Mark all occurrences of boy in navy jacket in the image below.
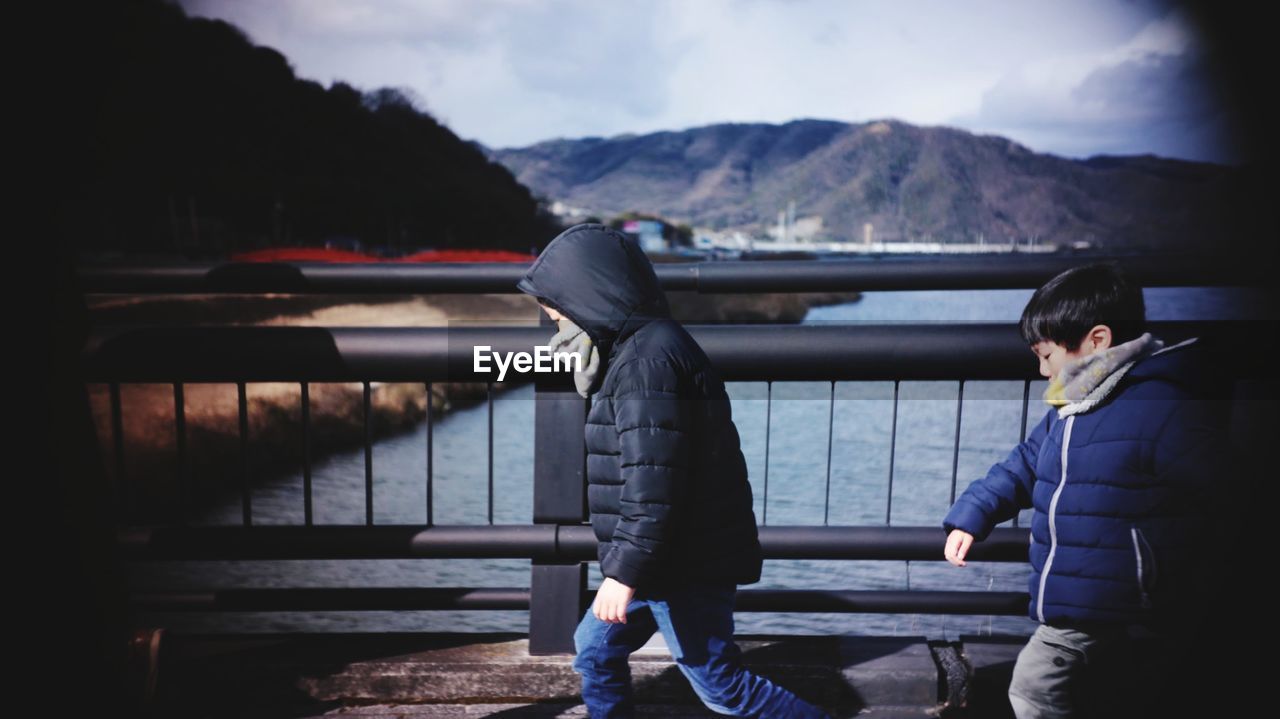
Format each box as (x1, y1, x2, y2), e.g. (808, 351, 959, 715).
(942, 263, 1230, 719)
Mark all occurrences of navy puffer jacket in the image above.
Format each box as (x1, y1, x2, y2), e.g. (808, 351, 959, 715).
(943, 337, 1232, 629)
(517, 224, 763, 591)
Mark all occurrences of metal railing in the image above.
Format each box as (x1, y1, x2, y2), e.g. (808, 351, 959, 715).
(80, 255, 1266, 653)
(77, 253, 1266, 294)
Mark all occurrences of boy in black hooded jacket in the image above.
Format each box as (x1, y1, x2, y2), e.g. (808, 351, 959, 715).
(517, 224, 828, 718)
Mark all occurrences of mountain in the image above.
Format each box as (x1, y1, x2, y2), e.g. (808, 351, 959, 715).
(493, 119, 1259, 251)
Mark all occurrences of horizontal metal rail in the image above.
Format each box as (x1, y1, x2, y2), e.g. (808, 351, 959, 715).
(82, 321, 1262, 383)
(75, 255, 1268, 294)
(130, 587, 1030, 615)
(117, 525, 1032, 562)
(132, 587, 533, 611)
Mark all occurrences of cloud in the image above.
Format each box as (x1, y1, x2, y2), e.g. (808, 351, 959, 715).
(176, 0, 1231, 161)
(488, 1, 685, 120)
(180, 0, 687, 144)
(952, 8, 1233, 162)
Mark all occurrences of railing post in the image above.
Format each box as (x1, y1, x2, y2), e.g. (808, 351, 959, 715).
(528, 317, 589, 655)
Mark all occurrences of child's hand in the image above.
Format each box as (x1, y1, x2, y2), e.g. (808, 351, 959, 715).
(593, 577, 636, 624)
(944, 529, 975, 567)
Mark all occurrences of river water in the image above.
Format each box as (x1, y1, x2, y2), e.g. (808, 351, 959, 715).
(128, 286, 1268, 639)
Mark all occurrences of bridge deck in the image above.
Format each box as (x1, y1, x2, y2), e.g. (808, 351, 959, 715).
(145, 630, 1032, 717)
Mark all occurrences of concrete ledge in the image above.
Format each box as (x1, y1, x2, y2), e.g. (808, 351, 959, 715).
(954, 635, 1024, 719)
(836, 637, 940, 708)
(152, 632, 969, 718)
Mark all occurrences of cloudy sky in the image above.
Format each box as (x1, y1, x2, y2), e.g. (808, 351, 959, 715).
(178, 0, 1237, 163)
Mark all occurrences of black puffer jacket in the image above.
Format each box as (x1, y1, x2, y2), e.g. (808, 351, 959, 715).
(517, 224, 763, 591)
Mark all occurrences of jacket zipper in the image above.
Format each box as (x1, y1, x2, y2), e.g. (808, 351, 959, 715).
(1037, 414, 1074, 623)
(1131, 527, 1153, 608)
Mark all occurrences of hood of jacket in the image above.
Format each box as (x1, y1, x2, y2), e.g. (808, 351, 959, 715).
(1058, 335, 1225, 417)
(1051, 332, 1162, 417)
(515, 223, 671, 367)
(1125, 334, 1237, 400)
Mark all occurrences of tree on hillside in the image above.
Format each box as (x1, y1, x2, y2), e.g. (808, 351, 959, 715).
(62, 0, 561, 259)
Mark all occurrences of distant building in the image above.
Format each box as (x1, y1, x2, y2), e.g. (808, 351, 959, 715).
(767, 213, 824, 242)
(621, 219, 670, 253)
(549, 200, 594, 221)
(696, 231, 753, 251)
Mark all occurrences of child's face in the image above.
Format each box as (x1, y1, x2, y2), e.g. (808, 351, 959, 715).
(1030, 325, 1113, 381)
(1031, 341, 1088, 381)
(539, 302, 565, 322)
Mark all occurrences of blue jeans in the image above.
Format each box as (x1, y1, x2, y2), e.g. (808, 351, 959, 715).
(572, 582, 830, 718)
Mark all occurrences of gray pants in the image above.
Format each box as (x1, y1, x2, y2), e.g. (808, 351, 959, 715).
(1008, 623, 1162, 719)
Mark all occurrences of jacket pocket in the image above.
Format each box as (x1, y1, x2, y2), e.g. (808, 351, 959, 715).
(1130, 527, 1157, 608)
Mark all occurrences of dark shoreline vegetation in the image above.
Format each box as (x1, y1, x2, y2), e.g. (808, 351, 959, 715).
(90, 290, 861, 521)
(61, 0, 562, 262)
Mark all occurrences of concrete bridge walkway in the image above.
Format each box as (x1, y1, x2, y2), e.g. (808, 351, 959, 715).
(144, 631, 1045, 718)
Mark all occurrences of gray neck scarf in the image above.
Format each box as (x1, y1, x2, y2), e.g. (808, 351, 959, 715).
(1046, 332, 1164, 417)
(548, 316, 602, 398)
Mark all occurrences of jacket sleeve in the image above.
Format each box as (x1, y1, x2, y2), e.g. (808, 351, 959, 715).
(599, 356, 692, 589)
(943, 406, 1052, 541)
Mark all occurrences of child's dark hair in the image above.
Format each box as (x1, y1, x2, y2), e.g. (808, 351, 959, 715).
(1019, 262, 1145, 350)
